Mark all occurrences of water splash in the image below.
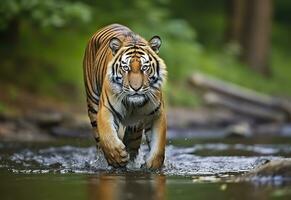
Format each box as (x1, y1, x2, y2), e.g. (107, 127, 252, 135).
(0, 143, 286, 176)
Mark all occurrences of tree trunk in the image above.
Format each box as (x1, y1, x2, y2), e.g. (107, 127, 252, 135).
(225, 0, 246, 44)
(225, 0, 273, 77)
(240, 0, 273, 76)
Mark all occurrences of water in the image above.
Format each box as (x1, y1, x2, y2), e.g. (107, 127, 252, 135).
(1, 138, 291, 200)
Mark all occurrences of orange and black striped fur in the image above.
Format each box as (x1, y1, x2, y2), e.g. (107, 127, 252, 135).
(83, 24, 167, 169)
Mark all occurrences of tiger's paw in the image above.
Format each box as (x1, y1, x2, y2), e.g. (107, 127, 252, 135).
(145, 153, 165, 170)
(100, 138, 129, 167)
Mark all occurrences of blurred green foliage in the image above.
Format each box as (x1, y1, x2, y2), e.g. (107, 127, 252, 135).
(0, 0, 291, 108)
(0, 101, 6, 113)
(0, 0, 91, 29)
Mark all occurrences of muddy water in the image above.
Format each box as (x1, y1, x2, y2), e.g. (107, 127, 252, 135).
(1, 138, 291, 200)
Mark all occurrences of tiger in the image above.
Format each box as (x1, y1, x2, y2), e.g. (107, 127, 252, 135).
(83, 24, 167, 169)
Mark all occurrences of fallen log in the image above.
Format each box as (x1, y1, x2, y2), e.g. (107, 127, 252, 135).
(189, 72, 291, 121)
(204, 92, 287, 122)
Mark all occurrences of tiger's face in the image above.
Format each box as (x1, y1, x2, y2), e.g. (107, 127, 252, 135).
(108, 36, 166, 106)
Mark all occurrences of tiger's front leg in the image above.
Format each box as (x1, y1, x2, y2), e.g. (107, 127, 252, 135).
(97, 106, 129, 167)
(146, 111, 167, 169)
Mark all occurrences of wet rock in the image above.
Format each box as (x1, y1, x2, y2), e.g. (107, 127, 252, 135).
(238, 159, 291, 186)
(225, 122, 252, 138)
(248, 159, 291, 177)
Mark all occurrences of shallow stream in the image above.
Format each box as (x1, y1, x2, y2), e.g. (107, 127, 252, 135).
(1, 137, 291, 199)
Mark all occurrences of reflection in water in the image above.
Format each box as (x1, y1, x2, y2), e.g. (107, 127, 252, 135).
(223, 183, 268, 200)
(0, 171, 291, 200)
(87, 173, 165, 200)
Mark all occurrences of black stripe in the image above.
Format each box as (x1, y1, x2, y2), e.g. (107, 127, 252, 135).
(111, 77, 123, 86)
(105, 91, 123, 122)
(124, 46, 136, 52)
(112, 49, 125, 65)
(95, 137, 100, 143)
(145, 127, 151, 133)
(136, 50, 145, 55)
(131, 134, 142, 141)
(156, 61, 160, 77)
(148, 103, 161, 116)
(113, 117, 119, 131)
(91, 121, 97, 127)
(150, 53, 160, 77)
(129, 147, 140, 151)
(86, 87, 99, 105)
(136, 128, 144, 132)
(88, 105, 97, 114)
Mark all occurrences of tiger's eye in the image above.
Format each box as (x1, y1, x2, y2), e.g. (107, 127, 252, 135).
(141, 65, 149, 71)
(122, 65, 129, 71)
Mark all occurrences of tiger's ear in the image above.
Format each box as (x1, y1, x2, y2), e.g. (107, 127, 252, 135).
(109, 37, 122, 55)
(149, 36, 162, 53)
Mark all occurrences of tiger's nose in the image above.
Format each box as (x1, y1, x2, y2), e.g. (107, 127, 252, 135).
(130, 84, 142, 92)
(129, 73, 143, 92)
(130, 81, 142, 91)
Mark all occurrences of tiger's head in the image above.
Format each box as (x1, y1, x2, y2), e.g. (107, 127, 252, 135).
(108, 35, 167, 106)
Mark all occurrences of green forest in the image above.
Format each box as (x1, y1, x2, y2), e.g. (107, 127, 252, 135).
(1, 0, 291, 111)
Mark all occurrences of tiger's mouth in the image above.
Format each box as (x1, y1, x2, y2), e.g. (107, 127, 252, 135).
(128, 93, 143, 97)
(125, 93, 148, 106)
(127, 93, 145, 99)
